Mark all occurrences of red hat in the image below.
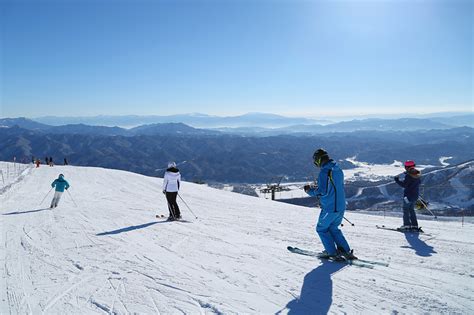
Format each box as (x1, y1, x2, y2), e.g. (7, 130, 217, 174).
(404, 160, 416, 168)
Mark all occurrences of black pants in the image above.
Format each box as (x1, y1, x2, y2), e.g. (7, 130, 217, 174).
(166, 192, 181, 218)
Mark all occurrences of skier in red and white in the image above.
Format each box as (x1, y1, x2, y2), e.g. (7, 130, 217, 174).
(163, 162, 181, 220)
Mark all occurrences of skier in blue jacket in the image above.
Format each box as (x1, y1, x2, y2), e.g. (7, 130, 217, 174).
(304, 149, 356, 260)
(50, 174, 70, 208)
(394, 160, 421, 231)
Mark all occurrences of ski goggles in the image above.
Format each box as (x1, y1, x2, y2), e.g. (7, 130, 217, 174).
(313, 156, 324, 167)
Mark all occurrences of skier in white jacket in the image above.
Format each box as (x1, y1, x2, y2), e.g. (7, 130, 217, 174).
(163, 162, 181, 220)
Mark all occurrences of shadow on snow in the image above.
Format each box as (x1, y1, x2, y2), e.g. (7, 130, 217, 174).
(282, 261, 346, 315)
(402, 233, 437, 257)
(96, 222, 159, 236)
(3, 208, 50, 215)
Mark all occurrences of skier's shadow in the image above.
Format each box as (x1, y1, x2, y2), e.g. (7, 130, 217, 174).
(402, 233, 436, 257)
(3, 208, 50, 215)
(96, 222, 158, 236)
(283, 261, 346, 315)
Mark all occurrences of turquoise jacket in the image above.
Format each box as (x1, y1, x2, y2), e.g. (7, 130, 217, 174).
(306, 160, 346, 213)
(52, 175, 70, 192)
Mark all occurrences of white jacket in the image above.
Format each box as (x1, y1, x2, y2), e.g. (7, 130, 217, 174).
(163, 169, 181, 192)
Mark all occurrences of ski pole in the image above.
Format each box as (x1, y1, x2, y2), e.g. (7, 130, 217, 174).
(178, 193, 198, 219)
(39, 187, 53, 205)
(66, 189, 78, 207)
(418, 199, 437, 219)
(342, 216, 355, 227)
(166, 198, 177, 219)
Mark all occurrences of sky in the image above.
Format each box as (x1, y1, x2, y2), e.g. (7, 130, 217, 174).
(1, 0, 472, 118)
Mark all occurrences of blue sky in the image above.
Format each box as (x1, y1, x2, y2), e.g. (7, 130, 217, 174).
(1, 0, 472, 118)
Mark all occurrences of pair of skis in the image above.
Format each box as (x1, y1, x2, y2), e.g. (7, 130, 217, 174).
(288, 224, 431, 268)
(376, 225, 433, 237)
(155, 214, 191, 223)
(376, 225, 425, 233)
(287, 246, 389, 269)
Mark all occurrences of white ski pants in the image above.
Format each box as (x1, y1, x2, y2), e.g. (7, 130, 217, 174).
(51, 191, 63, 208)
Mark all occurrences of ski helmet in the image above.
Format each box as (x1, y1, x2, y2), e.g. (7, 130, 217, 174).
(404, 160, 415, 169)
(168, 162, 176, 168)
(313, 148, 329, 167)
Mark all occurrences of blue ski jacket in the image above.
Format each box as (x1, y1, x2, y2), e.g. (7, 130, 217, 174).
(51, 176, 70, 192)
(306, 160, 346, 213)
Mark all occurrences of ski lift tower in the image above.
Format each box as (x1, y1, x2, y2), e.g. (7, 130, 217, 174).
(260, 176, 288, 200)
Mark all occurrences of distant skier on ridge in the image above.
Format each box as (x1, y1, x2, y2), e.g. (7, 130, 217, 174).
(50, 174, 70, 208)
(394, 160, 421, 231)
(163, 162, 181, 220)
(303, 149, 357, 261)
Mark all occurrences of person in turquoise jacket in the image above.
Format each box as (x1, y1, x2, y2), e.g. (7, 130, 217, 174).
(50, 174, 70, 208)
(304, 149, 356, 260)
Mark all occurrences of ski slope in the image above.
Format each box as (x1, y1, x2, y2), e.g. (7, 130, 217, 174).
(1, 165, 473, 314)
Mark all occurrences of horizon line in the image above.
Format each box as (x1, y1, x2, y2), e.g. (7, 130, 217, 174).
(1, 110, 472, 120)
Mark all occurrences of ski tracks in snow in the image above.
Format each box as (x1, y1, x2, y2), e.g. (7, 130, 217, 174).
(1, 165, 474, 314)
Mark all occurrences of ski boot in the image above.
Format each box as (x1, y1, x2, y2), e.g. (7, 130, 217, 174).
(397, 225, 411, 231)
(319, 250, 345, 261)
(339, 249, 358, 260)
(318, 250, 332, 258)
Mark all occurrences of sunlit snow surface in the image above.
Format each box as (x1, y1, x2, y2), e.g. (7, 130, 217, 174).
(1, 164, 473, 314)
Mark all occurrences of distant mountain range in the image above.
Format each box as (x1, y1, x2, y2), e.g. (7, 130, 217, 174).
(32, 113, 329, 128)
(1, 113, 473, 136)
(16, 112, 473, 130)
(1, 122, 472, 183)
(214, 118, 458, 135)
(0, 118, 219, 136)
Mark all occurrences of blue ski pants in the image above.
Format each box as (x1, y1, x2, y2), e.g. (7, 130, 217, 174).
(403, 200, 418, 227)
(316, 210, 350, 255)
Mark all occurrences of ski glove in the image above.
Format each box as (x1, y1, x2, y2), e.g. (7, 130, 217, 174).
(304, 185, 311, 192)
(162, 190, 166, 195)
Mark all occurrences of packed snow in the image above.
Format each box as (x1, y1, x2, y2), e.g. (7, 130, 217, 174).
(1, 164, 473, 314)
(0, 162, 32, 194)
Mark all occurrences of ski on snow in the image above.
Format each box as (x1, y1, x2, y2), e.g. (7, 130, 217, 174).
(376, 225, 425, 233)
(155, 214, 192, 223)
(287, 246, 389, 268)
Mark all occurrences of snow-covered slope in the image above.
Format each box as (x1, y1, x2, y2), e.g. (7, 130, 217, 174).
(1, 165, 473, 314)
(0, 162, 32, 194)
